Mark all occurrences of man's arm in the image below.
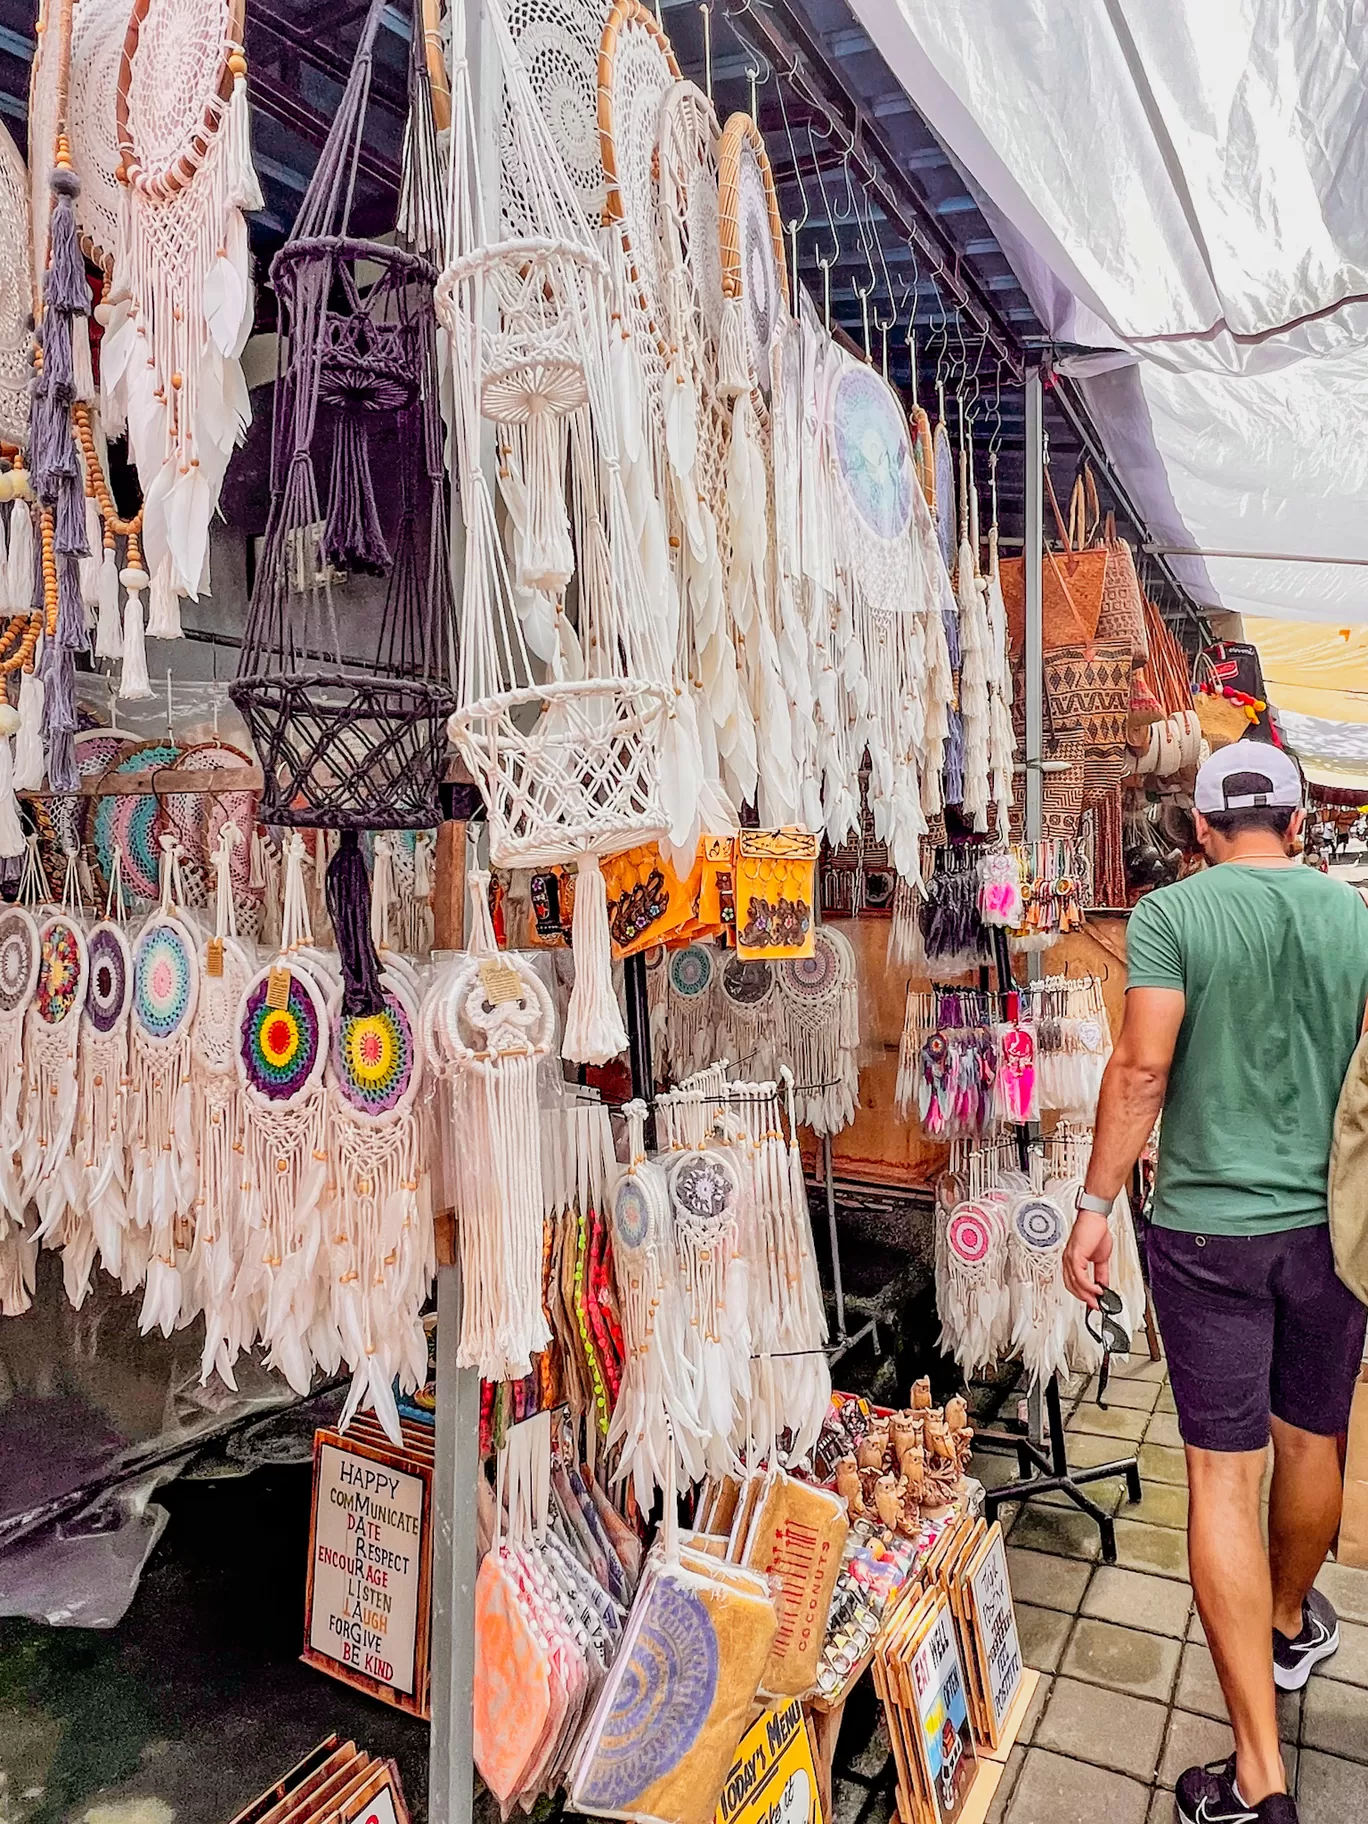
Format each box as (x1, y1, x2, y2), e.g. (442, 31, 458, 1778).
(1062, 985, 1185, 1309)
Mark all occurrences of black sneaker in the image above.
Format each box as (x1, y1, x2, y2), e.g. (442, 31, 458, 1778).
(1174, 1757, 1297, 1824)
(1273, 1586, 1339, 1691)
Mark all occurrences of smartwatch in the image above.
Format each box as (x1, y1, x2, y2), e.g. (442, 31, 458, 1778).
(1075, 1188, 1113, 1216)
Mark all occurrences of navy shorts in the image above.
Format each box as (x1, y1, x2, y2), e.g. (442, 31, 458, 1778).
(1146, 1221, 1368, 1453)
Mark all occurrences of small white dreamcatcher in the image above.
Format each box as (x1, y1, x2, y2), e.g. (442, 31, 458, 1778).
(605, 1098, 708, 1510)
(0, 117, 32, 450)
(0, 892, 38, 1314)
(190, 821, 254, 1387)
(775, 925, 859, 1136)
(713, 953, 777, 1079)
(129, 835, 201, 1335)
(663, 941, 716, 1078)
(423, 870, 555, 1381)
(23, 854, 90, 1295)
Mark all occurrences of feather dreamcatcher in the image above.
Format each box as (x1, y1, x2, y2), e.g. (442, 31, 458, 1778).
(606, 1099, 709, 1510)
(664, 942, 716, 1079)
(99, 0, 261, 606)
(189, 822, 253, 1386)
(129, 837, 200, 1334)
(234, 831, 331, 1393)
(0, 902, 38, 1235)
(424, 871, 555, 1382)
(77, 903, 133, 1292)
(327, 965, 431, 1443)
(713, 953, 778, 1080)
(937, 1194, 1011, 1378)
(23, 871, 91, 1301)
(1008, 1191, 1072, 1388)
(775, 925, 859, 1136)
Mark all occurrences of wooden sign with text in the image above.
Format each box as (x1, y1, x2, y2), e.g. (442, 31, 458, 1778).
(302, 1425, 434, 1718)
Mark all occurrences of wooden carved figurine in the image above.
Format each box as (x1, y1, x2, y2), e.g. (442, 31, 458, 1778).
(857, 1417, 890, 1471)
(835, 1455, 865, 1517)
(910, 1376, 933, 1411)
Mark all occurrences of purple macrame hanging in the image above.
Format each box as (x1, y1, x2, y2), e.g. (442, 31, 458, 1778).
(230, 0, 453, 832)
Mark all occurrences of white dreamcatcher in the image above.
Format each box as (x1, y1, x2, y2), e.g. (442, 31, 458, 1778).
(439, 0, 671, 1067)
(774, 925, 860, 1136)
(77, 870, 134, 1296)
(189, 821, 253, 1387)
(0, 119, 31, 449)
(423, 870, 555, 1381)
(22, 855, 90, 1294)
(99, 0, 262, 610)
(129, 835, 201, 1334)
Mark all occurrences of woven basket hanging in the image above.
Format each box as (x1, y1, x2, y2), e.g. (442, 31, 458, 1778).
(230, 0, 453, 832)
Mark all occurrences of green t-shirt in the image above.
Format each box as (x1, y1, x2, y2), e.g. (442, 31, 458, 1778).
(1126, 863, 1368, 1236)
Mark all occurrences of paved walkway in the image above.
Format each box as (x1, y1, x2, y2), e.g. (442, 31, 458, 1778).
(832, 1352, 1368, 1824)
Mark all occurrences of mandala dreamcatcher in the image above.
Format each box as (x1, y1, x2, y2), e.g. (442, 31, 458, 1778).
(67, 0, 127, 274)
(714, 953, 777, 1076)
(78, 918, 133, 1288)
(937, 1196, 1010, 1377)
(501, 0, 607, 233)
(775, 924, 859, 1135)
(24, 910, 91, 1277)
(599, 0, 680, 351)
(667, 1140, 746, 1457)
(717, 113, 788, 405)
(0, 905, 35, 1228)
(1008, 1191, 1072, 1387)
(664, 941, 715, 1077)
(831, 363, 915, 552)
(91, 741, 179, 907)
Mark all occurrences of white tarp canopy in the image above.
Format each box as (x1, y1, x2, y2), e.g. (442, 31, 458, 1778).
(849, 0, 1368, 627)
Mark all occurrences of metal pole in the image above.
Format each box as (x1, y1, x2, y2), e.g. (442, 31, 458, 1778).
(430, 3, 495, 1819)
(1023, 368, 1046, 1450)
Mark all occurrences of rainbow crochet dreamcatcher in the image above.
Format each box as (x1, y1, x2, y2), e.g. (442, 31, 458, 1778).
(234, 832, 330, 1394)
(328, 966, 431, 1442)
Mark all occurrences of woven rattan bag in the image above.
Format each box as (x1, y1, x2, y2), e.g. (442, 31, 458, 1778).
(1096, 516, 1149, 669)
(1044, 639, 1133, 806)
(1000, 471, 1108, 657)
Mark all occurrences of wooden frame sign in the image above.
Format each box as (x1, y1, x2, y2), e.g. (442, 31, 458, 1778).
(302, 1427, 433, 1718)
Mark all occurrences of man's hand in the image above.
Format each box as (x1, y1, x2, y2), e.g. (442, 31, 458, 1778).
(1063, 1209, 1113, 1311)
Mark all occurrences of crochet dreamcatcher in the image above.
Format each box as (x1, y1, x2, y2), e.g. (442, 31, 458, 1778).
(78, 906, 133, 1290)
(423, 873, 555, 1382)
(66, 0, 123, 274)
(24, 885, 90, 1281)
(717, 114, 788, 408)
(775, 925, 859, 1136)
(606, 1100, 708, 1510)
(129, 839, 200, 1334)
(99, 0, 261, 612)
(714, 953, 778, 1078)
(664, 942, 716, 1078)
(937, 1192, 1011, 1377)
(0, 904, 37, 1313)
(190, 822, 252, 1386)
(234, 832, 330, 1392)
(327, 965, 430, 1442)
(232, 0, 453, 834)
(440, 0, 670, 1065)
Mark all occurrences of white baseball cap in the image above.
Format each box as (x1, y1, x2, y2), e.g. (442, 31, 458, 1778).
(1194, 738, 1303, 814)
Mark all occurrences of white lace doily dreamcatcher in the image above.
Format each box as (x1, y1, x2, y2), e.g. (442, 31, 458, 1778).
(501, 0, 607, 234)
(0, 903, 37, 1314)
(101, 0, 262, 607)
(66, 0, 126, 273)
(775, 924, 859, 1136)
(664, 1126, 746, 1471)
(717, 113, 788, 408)
(0, 121, 31, 449)
(78, 898, 132, 1294)
(190, 822, 253, 1387)
(440, 0, 670, 1066)
(423, 871, 555, 1382)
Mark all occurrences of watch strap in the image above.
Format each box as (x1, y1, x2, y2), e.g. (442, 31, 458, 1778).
(1075, 1189, 1113, 1216)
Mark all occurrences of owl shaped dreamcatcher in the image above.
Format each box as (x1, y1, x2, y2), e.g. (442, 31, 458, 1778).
(424, 871, 555, 1382)
(605, 1100, 708, 1510)
(234, 831, 331, 1394)
(78, 902, 133, 1295)
(327, 966, 430, 1444)
(190, 822, 254, 1388)
(129, 837, 201, 1336)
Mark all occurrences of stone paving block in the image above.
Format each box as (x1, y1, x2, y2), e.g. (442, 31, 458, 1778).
(1317, 1559, 1368, 1627)
(1156, 1386, 1178, 1414)
(1016, 1602, 1074, 1673)
(1082, 1375, 1163, 1412)
(1138, 1443, 1189, 1486)
(1037, 1480, 1125, 1517)
(1068, 1403, 1150, 1443)
(1060, 1617, 1182, 1703)
(1303, 1675, 1368, 1762)
(1034, 1676, 1168, 1780)
(1114, 1517, 1190, 1581)
(1010, 1502, 1103, 1562)
(1174, 1643, 1300, 1738)
(977, 1449, 1031, 1491)
(1006, 1547, 1091, 1614)
(1159, 1709, 1298, 1789)
(1145, 1412, 1185, 1451)
(1188, 1610, 1206, 1644)
(1005, 1749, 1151, 1824)
(1105, 1355, 1168, 1383)
(1320, 1617, 1368, 1687)
(1296, 1749, 1368, 1824)
(1082, 1566, 1192, 1638)
(1056, 1428, 1144, 1470)
(1122, 1480, 1189, 1532)
(985, 1745, 1025, 1824)
(1021, 1672, 1053, 1744)
(1148, 1790, 1174, 1824)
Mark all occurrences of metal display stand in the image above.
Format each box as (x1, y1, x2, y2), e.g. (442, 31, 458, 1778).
(971, 370, 1142, 1565)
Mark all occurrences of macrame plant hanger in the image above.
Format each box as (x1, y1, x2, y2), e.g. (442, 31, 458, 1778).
(438, 0, 671, 1067)
(231, 0, 454, 834)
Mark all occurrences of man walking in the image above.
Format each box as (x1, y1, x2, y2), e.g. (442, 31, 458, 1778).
(1064, 739, 1368, 1824)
